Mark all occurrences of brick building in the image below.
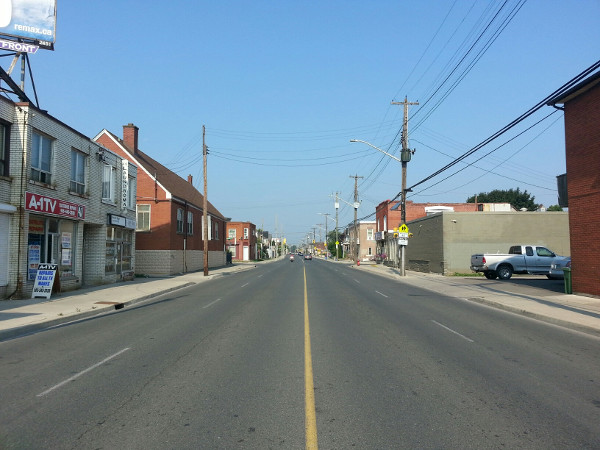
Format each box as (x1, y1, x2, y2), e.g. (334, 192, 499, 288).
(1, 99, 137, 299)
(375, 200, 512, 233)
(94, 124, 227, 276)
(548, 71, 600, 296)
(226, 221, 257, 261)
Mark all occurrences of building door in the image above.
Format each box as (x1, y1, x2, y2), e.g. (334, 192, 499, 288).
(243, 246, 249, 261)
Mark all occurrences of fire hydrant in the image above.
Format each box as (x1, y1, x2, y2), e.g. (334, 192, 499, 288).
(357, 260, 360, 266)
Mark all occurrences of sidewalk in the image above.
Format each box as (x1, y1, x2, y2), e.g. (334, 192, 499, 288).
(350, 261, 600, 337)
(2, 259, 600, 341)
(0, 262, 257, 341)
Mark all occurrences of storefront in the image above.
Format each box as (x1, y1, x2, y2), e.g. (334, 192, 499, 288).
(106, 214, 135, 279)
(25, 192, 85, 290)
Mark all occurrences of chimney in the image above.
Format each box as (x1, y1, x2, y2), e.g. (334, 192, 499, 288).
(187, 174, 193, 184)
(123, 123, 139, 154)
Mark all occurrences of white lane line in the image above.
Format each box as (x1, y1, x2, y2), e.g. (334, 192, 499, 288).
(375, 290, 389, 298)
(354, 279, 360, 284)
(241, 283, 249, 288)
(431, 320, 474, 343)
(37, 348, 131, 397)
(203, 298, 222, 309)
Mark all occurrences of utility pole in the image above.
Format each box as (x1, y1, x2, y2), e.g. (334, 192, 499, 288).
(203, 125, 209, 276)
(350, 175, 363, 263)
(391, 96, 418, 276)
(321, 213, 330, 259)
(335, 193, 339, 260)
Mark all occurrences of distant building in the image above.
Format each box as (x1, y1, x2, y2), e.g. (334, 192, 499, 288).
(226, 221, 257, 261)
(342, 220, 376, 261)
(375, 200, 513, 234)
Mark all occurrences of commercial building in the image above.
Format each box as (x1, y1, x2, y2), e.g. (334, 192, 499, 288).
(1, 99, 137, 299)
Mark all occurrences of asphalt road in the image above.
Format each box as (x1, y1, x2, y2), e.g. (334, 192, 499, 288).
(1, 258, 599, 448)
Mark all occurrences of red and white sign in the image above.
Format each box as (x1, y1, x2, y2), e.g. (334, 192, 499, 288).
(25, 192, 85, 220)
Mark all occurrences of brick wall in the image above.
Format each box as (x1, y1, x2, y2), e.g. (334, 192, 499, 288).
(563, 82, 600, 296)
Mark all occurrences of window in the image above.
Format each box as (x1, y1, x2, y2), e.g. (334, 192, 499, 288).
(70, 149, 86, 195)
(0, 122, 8, 176)
(31, 131, 53, 184)
(127, 176, 136, 209)
(187, 211, 193, 235)
(229, 228, 236, 239)
(383, 215, 387, 231)
(368, 247, 373, 256)
(244, 228, 249, 239)
(102, 165, 114, 201)
(367, 228, 374, 240)
(214, 220, 219, 240)
(136, 204, 150, 231)
(176, 208, 184, 233)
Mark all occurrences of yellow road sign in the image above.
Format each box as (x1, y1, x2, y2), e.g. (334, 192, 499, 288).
(399, 224, 409, 233)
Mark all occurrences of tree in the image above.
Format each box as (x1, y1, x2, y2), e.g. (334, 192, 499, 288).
(466, 188, 539, 211)
(547, 205, 563, 211)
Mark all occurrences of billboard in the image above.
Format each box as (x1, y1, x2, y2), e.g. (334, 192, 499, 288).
(0, 0, 56, 49)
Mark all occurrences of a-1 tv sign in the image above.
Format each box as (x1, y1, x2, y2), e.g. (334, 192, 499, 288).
(25, 192, 85, 220)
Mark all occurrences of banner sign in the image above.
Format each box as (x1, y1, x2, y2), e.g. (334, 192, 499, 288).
(26, 192, 85, 220)
(31, 263, 58, 299)
(0, 0, 56, 48)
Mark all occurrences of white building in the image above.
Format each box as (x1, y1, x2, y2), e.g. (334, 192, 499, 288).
(0, 99, 137, 299)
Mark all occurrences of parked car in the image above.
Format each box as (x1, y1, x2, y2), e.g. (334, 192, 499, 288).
(470, 244, 569, 280)
(549, 257, 571, 279)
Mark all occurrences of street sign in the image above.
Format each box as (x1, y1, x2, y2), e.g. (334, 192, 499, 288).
(398, 237, 408, 246)
(399, 224, 409, 233)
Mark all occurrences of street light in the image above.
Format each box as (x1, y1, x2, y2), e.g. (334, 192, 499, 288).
(350, 139, 413, 276)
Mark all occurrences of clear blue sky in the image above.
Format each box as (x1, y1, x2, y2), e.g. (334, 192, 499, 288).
(23, 0, 600, 245)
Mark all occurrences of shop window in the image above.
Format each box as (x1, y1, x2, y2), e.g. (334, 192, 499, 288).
(0, 121, 8, 177)
(70, 149, 86, 195)
(177, 208, 184, 233)
(187, 211, 193, 235)
(102, 165, 114, 201)
(31, 131, 53, 184)
(136, 204, 150, 231)
(27, 216, 77, 280)
(106, 226, 133, 275)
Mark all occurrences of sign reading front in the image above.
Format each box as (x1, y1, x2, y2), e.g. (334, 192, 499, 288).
(25, 192, 85, 220)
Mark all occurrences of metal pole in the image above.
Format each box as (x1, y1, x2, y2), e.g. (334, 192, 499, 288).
(203, 125, 209, 276)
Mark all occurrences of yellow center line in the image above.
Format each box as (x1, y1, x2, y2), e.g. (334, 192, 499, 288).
(304, 266, 319, 449)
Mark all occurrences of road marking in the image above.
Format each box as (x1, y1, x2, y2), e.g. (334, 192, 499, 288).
(203, 298, 222, 309)
(304, 267, 319, 449)
(241, 283, 249, 288)
(37, 348, 131, 397)
(431, 320, 474, 343)
(375, 290, 389, 298)
(354, 279, 360, 283)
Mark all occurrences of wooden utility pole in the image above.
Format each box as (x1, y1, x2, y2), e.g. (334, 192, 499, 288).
(203, 125, 209, 276)
(391, 96, 418, 275)
(350, 175, 363, 262)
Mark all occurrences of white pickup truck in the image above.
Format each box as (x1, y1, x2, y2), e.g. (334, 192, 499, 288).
(470, 245, 569, 280)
